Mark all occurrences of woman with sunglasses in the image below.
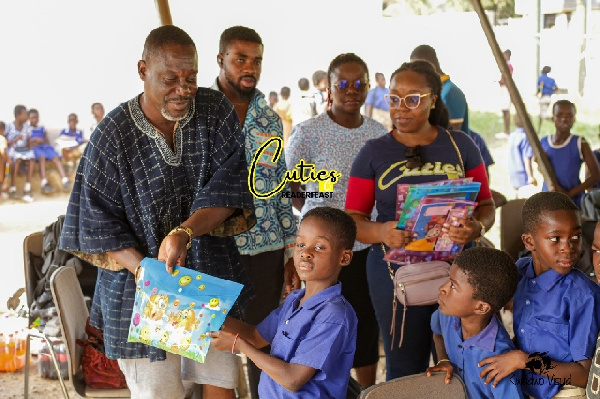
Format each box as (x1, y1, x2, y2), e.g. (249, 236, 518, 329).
(345, 60, 495, 380)
(286, 53, 388, 388)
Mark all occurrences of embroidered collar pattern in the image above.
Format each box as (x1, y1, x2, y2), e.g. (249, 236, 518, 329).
(128, 95, 195, 166)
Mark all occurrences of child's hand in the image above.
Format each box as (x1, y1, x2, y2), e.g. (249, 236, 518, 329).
(479, 350, 528, 387)
(206, 330, 237, 353)
(426, 360, 454, 384)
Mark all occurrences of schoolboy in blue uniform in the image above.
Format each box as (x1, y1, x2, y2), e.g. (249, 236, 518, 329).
(480, 192, 600, 399)
(208, 207, 358, 398)
(426, 247, 524, 399)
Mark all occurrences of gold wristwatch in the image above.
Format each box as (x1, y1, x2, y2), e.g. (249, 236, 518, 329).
(168, 225, 194, 249)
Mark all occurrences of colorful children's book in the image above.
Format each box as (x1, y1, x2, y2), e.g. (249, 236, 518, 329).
(397, 181, 480, 229)
(127, 258, 243, 363)
(395, 178, 473, 221)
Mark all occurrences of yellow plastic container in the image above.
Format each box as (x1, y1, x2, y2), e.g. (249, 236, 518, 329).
(0, 331, 26, 372)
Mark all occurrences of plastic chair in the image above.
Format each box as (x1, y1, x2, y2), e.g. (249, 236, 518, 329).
(24, 231, 69, 399)
(500, 198, 527, 261)
(50, 266, 131, 398)
(359, 372, 467, 399)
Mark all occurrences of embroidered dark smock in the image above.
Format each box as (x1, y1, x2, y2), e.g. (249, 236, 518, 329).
(60, 88, 256, 361)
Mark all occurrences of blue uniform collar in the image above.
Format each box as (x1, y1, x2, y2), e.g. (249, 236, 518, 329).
(522, 258, 566, 292)
(288, 282, 343, 311)
(450, 314, 499, 352)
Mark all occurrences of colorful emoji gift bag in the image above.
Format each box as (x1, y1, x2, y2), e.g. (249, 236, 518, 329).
(127, 258, 243, 363)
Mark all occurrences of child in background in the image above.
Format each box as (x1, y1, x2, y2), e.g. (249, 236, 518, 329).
(28, 109, 70, 193)
(426, 247, 523, 399)
(537, 66, 558, 132)
(508, 113, 537, 199)
(0, 121, 10, 199)
(479, 192, 600, 399)
(540, 100, 600, 209)
(6, 105, 34, 202)
(89, 102, 105, 139)
(587, 125, 600, 189)
(208, 207, 358, 398)
(274, 86, 292, 145)
(56, 113, 85, 171)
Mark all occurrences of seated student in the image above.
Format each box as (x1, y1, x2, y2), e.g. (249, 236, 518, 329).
(208, 207, 358, 398)
(6, 104, 34, 202)
(28, 109, 71, 193)
(480, 192, 600, 399)
(0, 121, 10, 198)
(426, 247, 524, 399)
(56, 113, 85, 170)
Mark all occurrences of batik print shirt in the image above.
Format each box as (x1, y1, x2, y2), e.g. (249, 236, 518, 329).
(212, 81, 296, 260)
(60, 88, 256, 360)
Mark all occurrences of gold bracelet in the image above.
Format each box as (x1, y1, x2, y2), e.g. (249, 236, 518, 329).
(168, 225, 194, 249)
(134, 264, 142, 283)
(436, 358, 450, 366)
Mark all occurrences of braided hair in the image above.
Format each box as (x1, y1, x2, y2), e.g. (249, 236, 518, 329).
(390, 60, 449, 128)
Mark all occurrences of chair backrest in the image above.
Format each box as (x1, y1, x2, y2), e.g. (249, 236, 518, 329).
(500, 198, 527, 261)
(359, 372, 467, 399)
(50, 266, 90, 376)
(23, 231, 44, 311)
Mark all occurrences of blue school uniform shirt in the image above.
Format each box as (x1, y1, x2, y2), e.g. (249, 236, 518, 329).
(365, 86, 390, 111)
(538, 74, 557, 96)
(256, 283, 357, 398)
(541, 134, 584, 208)
(431, 311, 524, 399)
(514, 257, 600, 398)
(59, 128, 84, 144)
(508, 127, 534, 189)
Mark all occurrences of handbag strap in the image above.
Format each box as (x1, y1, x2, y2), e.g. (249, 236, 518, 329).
(381, 243, 407, 348)
(381, 243, 395, 281)
(445, 129, 465, 174)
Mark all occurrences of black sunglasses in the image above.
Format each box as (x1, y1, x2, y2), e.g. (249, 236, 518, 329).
(405, 145, 423, 169)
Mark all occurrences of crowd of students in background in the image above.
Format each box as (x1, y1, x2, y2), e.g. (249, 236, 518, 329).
(0, 102, 104, 202)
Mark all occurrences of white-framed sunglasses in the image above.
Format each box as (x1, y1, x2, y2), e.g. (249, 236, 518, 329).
(384, 93, 431, 109)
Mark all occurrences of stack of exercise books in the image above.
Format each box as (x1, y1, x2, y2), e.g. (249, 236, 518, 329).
(384, 179, 480, 265)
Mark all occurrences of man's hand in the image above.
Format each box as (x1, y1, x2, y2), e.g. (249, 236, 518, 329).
(158, 232, 188, 274)
(426, 360, 454, 384)
(284, 257, 300, 298)
(479, 350, 528, 388)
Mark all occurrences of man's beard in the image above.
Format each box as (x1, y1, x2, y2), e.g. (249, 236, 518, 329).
(225, 73, 256, 101)
(161, 96, 191, 121)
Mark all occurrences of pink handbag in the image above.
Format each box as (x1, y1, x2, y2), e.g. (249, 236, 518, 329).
(382, 244, 450, 348)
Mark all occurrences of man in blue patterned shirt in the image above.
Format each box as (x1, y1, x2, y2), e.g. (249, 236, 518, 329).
(60, 25, 256, 399)
(204, 25, 298, 399)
